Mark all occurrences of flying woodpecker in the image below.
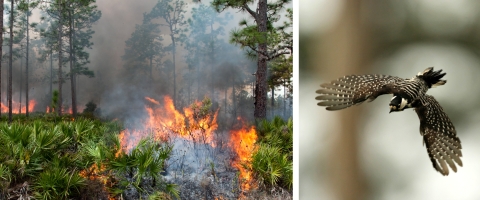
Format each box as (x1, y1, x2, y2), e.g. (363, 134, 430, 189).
(315, 67, 462, 176)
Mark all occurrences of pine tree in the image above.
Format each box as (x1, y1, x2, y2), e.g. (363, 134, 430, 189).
(122, 16, 164, 83)
(211, 0, 292, 119)
(184, 4, 230, 104)
(145, 0, 187, 109)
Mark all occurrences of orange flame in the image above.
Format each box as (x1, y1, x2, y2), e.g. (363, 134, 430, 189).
(115, 96, 258, 192)
(0, 100, 36, 113)
(229, 122, 258, 191)
(45, 105, 85, 114)
(117, 96, 218, 155)
(79, 164, 115, 200)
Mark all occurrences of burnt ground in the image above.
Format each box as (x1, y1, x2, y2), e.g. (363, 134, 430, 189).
(162, 137, 292, 200)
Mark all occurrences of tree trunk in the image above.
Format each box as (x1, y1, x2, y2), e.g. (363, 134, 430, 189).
(254, 0, 268, 120)
(49, 50, 53, 113)
(57, 0, 63, 116)
(271, 86, 274, 118)
(26, 1, 30, 117)
(149, 55, 153, 82)
(171, 31, 176, 109)
(224, 85, 227, 116)
(69, 6, 77, 118)
(283, 80, 286, 118)
(73, 11, 78, 114)
(19, 58, 22, 113)
(0, 1, 3, 117)
(210, 23, 215, 107)
(8, 0, 14, 123)
(232, 77, 236, 125)
(197, 65, 200, 100)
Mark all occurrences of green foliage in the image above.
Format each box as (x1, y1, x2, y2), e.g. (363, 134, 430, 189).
(0, 117, 126, 198)
(51, 90, 59, 113)
(83, 101, 97, 114)
(82, 101, 98, 119)
(122, 19, 164, 78)
(252, 116, 293, 190)
(268, 55, 292, 92)
(148, 185, 180, 200)
(33, 167, 85, 200)
(191, 97, 213, 119)
(111, 138, 174, 196)
(212, 0, 292, 60)
(0, 164, 11, 193)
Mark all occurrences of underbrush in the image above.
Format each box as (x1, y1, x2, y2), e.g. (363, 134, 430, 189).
(0, 116, 176, 199)
(252, 116, 293, 191)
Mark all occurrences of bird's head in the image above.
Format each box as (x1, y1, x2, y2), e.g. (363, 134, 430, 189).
(389, 96, 408, 113)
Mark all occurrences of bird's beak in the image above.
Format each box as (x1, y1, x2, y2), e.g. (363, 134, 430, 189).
(389, 106, 393, 113)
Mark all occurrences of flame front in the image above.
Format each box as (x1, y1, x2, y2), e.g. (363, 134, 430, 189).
(118, 96, 218, 154)
(79, 164, 115, 200)
(229, 125, 258, 191)
(116, 96, 259, 193)
(1, 100, 36, 113)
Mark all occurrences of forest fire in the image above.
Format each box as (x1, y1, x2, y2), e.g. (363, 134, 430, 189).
(79, 164, 108, 185)
(79, 164, 115, 200)
(45, 105, 84, 114)
(0, 100, 36, 113)
(117, 96, 219, 154)
(229, 123, 258, 191)
(115, 96, 260, 198)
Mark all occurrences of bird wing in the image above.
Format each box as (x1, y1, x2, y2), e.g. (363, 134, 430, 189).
(414, 95, 462, 176)
(316, 74, 404, 110)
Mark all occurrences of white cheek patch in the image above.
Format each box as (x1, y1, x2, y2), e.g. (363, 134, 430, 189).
(399, 98, 408, 110)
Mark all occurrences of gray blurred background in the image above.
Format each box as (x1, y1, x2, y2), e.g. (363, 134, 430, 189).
(299, 0, 480, 199)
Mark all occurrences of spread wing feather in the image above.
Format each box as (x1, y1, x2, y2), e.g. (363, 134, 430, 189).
(414, 95, 462, 176)
(316, 74, 404, 110)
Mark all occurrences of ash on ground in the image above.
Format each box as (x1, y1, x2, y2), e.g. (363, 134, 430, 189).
(161, 134, 292, 200)
(163, 134, 239, 199)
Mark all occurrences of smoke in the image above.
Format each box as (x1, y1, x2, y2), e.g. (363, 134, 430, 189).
(78, 0, 261, 125)
(4, 0, 291, 124)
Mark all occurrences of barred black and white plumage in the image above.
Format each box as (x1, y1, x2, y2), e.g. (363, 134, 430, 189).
(316, 67, 462, 176)
(413, 95, 462, 175)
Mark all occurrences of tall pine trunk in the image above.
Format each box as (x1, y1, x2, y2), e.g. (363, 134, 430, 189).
(26, 1, 30, 117)
(170, 32, 176, 109)
(254, 0, 268, 119)
(210, 23, 215, 106)
(0, 1, 3, 117)
(19, 59, 22, 113)
(69, 6, 77, 118)
(271, 86, 274, 118)
(49, 50, 53, 113)
(283, 80, 286, 118)
(149, 55, 153, 82)
(224, 87, 227, 116)
(232, 79, 236, 118)
(8, 0, 14, 123)
(57, 0, 63, 116)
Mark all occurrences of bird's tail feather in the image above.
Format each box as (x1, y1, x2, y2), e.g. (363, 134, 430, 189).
(418, 67, 447, 88)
